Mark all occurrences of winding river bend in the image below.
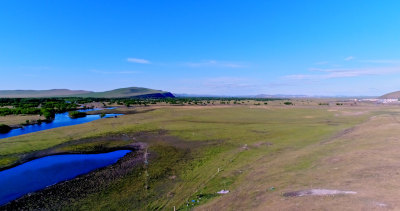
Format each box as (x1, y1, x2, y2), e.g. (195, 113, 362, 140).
(0, 108, 128, 206)
(0, 150, 131, 205)
(0, 109, 122, 139)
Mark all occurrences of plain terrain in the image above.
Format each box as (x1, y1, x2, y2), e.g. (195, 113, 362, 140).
(0, 101, 398, 210)
(0, 115, 45, 127)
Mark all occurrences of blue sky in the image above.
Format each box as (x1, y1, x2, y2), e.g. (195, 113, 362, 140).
(1, 1, 400, 96)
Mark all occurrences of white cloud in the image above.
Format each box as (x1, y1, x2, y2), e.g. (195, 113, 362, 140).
(20, 73, 38, 77)
(0, 66, 52, 72)
(344, 56, 355, 61)
(359, 59, 400, 64)
(287, 57, 400, 81)
(203, 77, 255, 89)
(90, 70, 140, 74)
(314, 61, 329, 65)
(285, 67, 400, 80)
(127, 58, 150, 64)
(185, 60, 245, 68)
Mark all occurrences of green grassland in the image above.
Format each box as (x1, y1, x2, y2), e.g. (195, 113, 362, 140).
(0, 106, 372, 210)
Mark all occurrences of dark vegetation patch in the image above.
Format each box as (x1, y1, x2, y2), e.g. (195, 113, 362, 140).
(0, 98, 81, 119)
(68, 111, 87, 118)
(0, 124, 11, 134)
(86, 108, 156, 115)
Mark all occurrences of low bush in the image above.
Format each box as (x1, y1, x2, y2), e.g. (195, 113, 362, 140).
(68, 111, 87, 119)
(0, 124, 12, 133)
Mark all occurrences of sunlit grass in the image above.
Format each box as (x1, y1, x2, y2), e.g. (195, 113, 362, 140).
(0, 106, 371, 209)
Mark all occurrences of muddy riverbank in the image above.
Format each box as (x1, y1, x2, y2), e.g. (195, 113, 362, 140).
(0, 142, 147, 210)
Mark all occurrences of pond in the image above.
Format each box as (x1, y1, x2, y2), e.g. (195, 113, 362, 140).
(0, 109, 122, 139)
(0, 150, 131, 205)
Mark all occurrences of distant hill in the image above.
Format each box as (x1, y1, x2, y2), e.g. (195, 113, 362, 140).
(254, 94, 308, 98)
(74, 87, 174, 98)
(0, 89, 92, 98)
(0, 87, 174, 98)
(380, 91, 400, 99)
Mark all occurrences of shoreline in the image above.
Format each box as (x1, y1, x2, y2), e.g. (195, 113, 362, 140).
(0, 109, 125, 140)
(0, 130, 201, 210)
(8, 118, 52, 130)
(1, 106, 118, 131)
(0, 142, 148, 210)
(0, 143, 144, 172)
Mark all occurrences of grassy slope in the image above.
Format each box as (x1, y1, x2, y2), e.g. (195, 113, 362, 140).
(0, 89, 92, 98)
(199, 108, 400, 210)
(0, 106, 371, 210)
(380, 90, 400, 99)
(0, 87, 171, 98)
(73, 87, 171, 98)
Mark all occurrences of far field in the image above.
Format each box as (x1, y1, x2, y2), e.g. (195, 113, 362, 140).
(0, 115, 45, 127)
(1, 101, 399, 210)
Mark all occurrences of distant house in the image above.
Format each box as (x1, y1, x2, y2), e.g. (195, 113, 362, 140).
(378, 99, 399, 104)
(359, 98, 379, 102)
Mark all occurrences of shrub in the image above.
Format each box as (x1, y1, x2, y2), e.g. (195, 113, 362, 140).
(68, 111, 87, 119)
(41, 109, 55, 120)
(0, 124, 12, 134)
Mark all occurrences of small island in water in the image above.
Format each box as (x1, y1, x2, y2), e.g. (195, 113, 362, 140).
(68, 111, 87, 119)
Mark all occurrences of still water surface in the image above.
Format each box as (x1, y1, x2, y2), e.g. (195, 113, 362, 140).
(0, 150, 131, 205)
(0, 108, 122, 139)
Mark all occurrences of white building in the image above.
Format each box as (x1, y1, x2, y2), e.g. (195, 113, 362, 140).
(378, 99, 399, 104)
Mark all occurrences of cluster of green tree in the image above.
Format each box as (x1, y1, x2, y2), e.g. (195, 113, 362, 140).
(120, 97, 283, 107)
(0, 97, 287, 117)
(0, 108, 55, 119)
(0, 107, 41, 115)
(0, 98, 82, 119)
(110, 97, 284, 107)
(68, 111, 87, 119)
(0, 98, 78, 111)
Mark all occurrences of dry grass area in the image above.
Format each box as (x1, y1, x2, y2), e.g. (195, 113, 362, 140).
(197, 107, 400, 210)
(0, 115, 45, 126)
(3, 102, 400, 210)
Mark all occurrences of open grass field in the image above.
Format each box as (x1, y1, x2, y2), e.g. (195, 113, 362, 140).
(1, 103, 399, 210)
(0, 115, 45, 127)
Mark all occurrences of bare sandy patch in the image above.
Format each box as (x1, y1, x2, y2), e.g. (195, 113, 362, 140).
(283, 189, 357, 197)
(252, 141, 273, 148)
(340, 111, 367, 116)
(0, 115, 45, 126)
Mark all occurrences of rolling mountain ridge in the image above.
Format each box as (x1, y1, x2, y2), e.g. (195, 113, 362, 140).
(0, 87, 174, 98)
(379, 91, 400, 99)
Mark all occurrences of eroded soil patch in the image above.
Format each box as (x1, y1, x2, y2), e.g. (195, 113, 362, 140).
(283, 189, 357, 197)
